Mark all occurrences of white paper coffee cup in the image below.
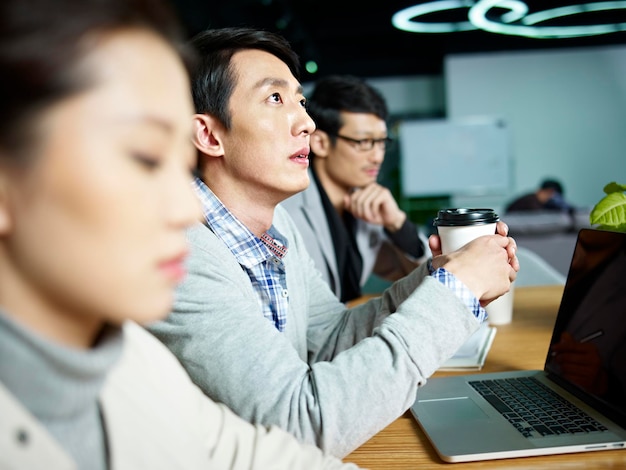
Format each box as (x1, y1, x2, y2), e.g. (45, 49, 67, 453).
(434, 208, 499, 255)
(485, 285, 514, 325)
(436, 224, 498, 254)
(434, 208, 514, 325)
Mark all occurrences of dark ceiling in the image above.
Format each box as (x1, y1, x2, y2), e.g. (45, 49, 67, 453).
(170, 0, 626, 79)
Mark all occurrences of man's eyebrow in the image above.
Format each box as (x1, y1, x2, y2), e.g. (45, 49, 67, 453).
(255, 77, 303, 95)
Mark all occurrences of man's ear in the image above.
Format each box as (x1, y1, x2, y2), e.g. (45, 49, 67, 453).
(192, 113, 225, 158)
(310, 130, 331, 159)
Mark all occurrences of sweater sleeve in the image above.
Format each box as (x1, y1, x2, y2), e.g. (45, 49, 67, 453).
(148, 213, 479, 458)
(384, 218, 424, 258)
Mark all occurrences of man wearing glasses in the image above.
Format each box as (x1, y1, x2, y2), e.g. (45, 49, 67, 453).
(282, 75, 430, 302)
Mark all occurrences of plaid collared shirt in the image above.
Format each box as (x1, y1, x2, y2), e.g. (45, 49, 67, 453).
(193, 177, 289, 331)
(429, 261, 487, 322)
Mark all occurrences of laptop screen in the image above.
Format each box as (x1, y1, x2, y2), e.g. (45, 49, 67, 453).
(544, 228, 626, 427)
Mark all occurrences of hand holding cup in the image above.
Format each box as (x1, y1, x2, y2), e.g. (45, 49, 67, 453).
(430, 209, 518, 321)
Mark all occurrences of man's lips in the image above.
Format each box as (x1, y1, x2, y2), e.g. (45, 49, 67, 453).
(291, 154, 309, 163)
(290, 148, 310, 165)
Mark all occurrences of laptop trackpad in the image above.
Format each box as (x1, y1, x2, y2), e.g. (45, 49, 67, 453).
(420, 397, 489, 421)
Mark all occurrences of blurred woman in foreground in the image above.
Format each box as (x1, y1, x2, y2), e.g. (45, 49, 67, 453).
(0, 0, 359, 468)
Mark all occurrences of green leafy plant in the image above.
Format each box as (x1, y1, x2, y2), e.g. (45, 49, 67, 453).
(590, 182, 626, 232)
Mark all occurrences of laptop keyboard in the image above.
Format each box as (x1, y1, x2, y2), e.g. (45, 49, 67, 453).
(469, 377, 609, 439)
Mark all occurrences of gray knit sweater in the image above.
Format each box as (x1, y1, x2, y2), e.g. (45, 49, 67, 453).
(0, 311, 122, 470)
(149, 204, 480, 457)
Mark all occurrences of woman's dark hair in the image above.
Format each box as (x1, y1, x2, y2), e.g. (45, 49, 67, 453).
(0, 0, 192, 160)
(189, 27, 301, 130)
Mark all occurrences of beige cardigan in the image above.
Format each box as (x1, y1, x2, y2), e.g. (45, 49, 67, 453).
(0, 322, 361, 469)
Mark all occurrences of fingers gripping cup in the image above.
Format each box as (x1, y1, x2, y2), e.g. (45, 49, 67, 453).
(433, 208, 514, 325)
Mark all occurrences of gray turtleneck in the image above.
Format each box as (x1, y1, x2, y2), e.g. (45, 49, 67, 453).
(0, 310, 123, 470)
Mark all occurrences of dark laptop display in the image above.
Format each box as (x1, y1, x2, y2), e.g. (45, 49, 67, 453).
(544, 228, 626, 427)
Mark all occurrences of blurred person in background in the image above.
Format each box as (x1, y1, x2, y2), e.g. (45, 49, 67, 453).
(506, 178, 574, 214)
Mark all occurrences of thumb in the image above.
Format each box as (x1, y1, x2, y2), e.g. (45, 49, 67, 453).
(428, 234, 441, 254)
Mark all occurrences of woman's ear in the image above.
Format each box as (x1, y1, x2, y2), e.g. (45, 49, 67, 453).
(192, 113, 224, 158)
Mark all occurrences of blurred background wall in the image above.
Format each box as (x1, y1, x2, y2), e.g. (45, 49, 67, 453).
(348, 44, 626, 217)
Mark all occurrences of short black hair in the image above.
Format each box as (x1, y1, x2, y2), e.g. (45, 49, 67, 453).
(189, 27, 301, 130)
(306, 75, 388, 141)
(540, 179, 564, 195)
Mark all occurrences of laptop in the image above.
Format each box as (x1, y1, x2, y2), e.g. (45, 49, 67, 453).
(411, 228, 626, 462)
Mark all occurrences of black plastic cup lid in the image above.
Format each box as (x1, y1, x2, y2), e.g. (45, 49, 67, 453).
(433, 208, 499, 227)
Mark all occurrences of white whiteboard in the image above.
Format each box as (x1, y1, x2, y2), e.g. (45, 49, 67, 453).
(398, 117, 512, 197)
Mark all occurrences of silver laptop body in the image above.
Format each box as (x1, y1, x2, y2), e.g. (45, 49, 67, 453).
(411, 228, 626, 462)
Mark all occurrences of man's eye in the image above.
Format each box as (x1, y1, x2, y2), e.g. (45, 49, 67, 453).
(269, 93, 282, 103)
(300, 98, 307, 109)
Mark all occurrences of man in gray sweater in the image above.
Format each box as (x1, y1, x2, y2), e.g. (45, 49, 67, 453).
(148, 27, 518, 458)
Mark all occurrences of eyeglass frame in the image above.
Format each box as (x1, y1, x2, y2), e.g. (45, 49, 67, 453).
(332, 133, 394, 151)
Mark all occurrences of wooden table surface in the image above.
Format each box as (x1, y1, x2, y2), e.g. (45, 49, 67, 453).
(344, 285, 626, 469)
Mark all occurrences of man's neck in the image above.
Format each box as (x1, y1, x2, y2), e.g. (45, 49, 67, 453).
(203, 178, 277, 237)
(229, 202, 275, 237)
